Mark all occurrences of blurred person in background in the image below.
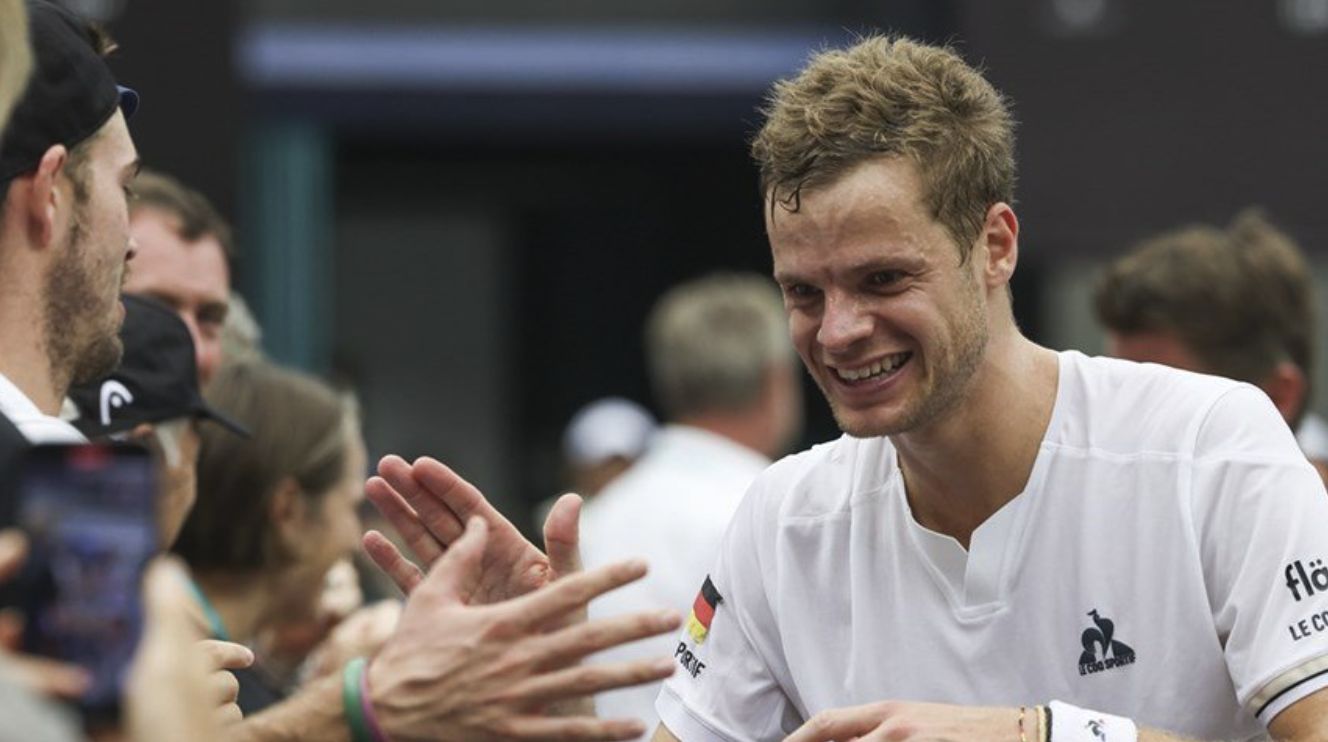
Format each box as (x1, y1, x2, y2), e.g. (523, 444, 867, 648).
(1095, 208, 1328, 481)
(579, 272, 802, 737)
(171, 359, 378, 715)
(532, 396, 657, 530)
(66, 294, 249, 546)
(0, 0, 137, 445)
(221, 292, 264, 364)
(121, 169, 234, 385)
(564, 396, 658, 499)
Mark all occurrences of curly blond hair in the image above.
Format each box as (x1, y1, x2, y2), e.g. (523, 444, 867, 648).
(752, 35, 1016, 257)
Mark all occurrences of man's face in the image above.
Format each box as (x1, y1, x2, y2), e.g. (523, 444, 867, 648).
(44, 110, 139, 386)
(769, 158, 989, 438)
(123, 207, 230, 385)
(1105, 330, 1208, 373)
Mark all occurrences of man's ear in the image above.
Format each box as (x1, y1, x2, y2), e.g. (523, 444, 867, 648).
(973, 202, 1019, 291)
(1260, 361, 1309, 427)
(18, 144, 71, 249)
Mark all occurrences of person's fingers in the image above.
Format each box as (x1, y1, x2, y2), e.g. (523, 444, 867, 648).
(207, 669, 240, 705)
(409, 456, 507, 537)
(483, 713, 649, 742)
(544, 493, 584, 579)
(365, 473, 446, 567)
(198, 639, 255, 671)
(0, 529, 27, 583)
(508, 559, 648, 631)
(533, 609, 681, 669)
(416, 517, 488, 606)
(504, 655, 676, 707)
(383, 455, 468, 546)
(362, 530, 425, 594)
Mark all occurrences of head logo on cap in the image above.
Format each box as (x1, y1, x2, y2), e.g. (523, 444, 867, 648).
(98, 379, 133, 426)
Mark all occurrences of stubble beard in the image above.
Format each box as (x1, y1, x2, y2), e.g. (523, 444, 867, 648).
(43, 211, 124, 390)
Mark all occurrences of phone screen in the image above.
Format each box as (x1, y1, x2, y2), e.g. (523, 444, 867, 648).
(17, 443, 157, 720)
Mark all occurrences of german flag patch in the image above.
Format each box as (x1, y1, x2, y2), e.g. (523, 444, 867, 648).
(685, 576, 723, 644)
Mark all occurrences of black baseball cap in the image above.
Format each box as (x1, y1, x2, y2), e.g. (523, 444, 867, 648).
(0, 0, 139, 183)
(68, 295, 248, 439)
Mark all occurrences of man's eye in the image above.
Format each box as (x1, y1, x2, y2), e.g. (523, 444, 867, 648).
(868, 271, 906, 288)
(785, 284, 819, 299)
(122, 185, 138, 201)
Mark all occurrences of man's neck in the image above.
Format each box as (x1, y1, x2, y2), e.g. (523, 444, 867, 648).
(892, 332, 1059, 549)
(0, 305, 63, 416)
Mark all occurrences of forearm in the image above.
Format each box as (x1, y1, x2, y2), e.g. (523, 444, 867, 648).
(225, 674, 348, 742)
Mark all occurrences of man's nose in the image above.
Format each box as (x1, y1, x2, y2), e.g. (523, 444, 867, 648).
(817, 293, 874, 352)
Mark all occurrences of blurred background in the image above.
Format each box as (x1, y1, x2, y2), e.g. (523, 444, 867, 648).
(86, 0, 1328, 531)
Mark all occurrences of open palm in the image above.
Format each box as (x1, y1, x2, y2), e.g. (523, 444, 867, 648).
(363, 455, 583, 605)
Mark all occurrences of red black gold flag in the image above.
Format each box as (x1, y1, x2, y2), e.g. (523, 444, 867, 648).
(685, 576, 723, 644)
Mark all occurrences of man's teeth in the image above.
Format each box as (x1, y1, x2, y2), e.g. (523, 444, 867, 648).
(837, 353, 910, 381)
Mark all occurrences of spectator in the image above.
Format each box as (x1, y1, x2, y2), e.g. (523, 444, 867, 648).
(172, 360, 370, 714)
(121, 169, 234, 385)
(580, 273, 801, 736)
(66, 294, 248, 545)
(1095, 209, 1328, 479)
(563, 397, 658, 499)
(0, 0, 138, 445)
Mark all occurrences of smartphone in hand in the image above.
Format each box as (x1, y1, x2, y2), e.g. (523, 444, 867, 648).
(16, 443, 158, 721)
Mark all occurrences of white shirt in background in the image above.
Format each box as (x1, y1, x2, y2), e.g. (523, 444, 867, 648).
(659, 351, 1328, 741)
(581, 425, 769, 740)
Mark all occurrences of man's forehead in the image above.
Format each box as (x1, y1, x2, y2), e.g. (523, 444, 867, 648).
(125, 214, 231, 298)
(130, 208, 228, 258)
(95, 108, 138, 166)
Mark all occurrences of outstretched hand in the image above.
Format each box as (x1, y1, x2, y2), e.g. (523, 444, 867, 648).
(363, 455, 582, 603)
(368, 516, 680, 741)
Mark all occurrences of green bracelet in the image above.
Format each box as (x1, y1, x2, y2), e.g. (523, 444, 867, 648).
(342, 658, 374, 742)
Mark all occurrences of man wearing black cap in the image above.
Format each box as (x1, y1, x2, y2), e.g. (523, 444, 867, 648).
(68, 294, 247, 546)
(0, 0, 139, 445)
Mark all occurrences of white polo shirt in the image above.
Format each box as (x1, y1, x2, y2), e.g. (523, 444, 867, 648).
(0, 373, 86, 444)
(658, 351, 1328, 741)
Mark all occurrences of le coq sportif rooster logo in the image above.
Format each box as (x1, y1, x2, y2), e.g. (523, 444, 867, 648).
(1077, 609, 1136, 676)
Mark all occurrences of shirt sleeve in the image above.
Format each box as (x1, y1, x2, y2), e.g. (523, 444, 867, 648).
(1189, 384, 1328, 725)
(655, 477, 800, 742)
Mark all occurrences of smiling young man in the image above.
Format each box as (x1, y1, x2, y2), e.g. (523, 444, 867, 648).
(352, 34, 1328, 742)
(639, 36, 1328, 742)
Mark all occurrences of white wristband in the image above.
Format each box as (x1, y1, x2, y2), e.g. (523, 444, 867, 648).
(1047, 700, 1138, 742)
